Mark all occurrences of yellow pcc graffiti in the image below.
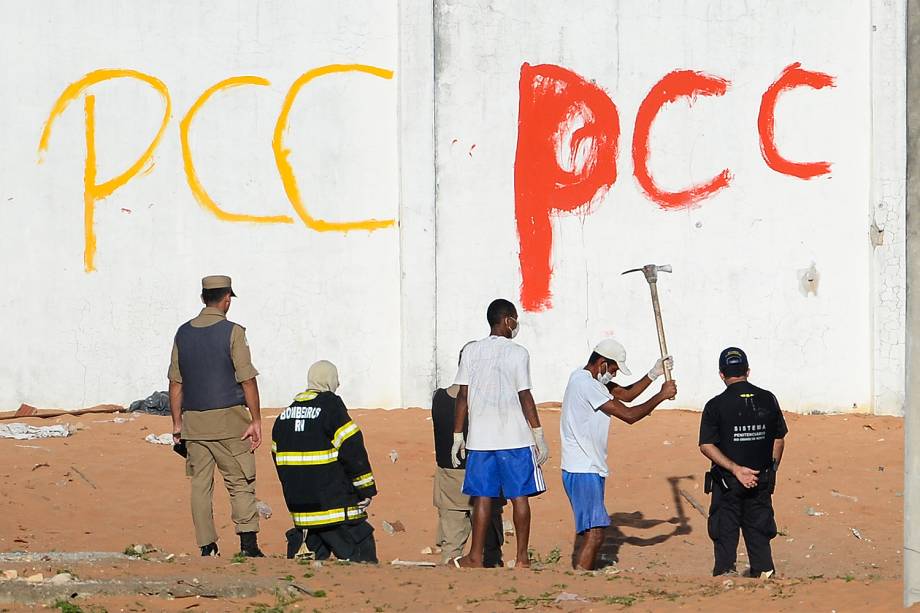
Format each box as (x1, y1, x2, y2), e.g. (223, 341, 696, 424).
(38, 69, 171, 272)
(180, 75, 293, 225)
(273, 64, 395, 232)
(38, 64, 395, 272)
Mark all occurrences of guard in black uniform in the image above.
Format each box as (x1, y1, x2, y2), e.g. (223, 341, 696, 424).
(698, 347, 787, 577)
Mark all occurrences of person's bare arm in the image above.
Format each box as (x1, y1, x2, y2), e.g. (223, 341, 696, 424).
(168, 339, 183, 443)
(520, 389, 549, 464)
(772, 438, 785, 468)
(240, 378, 262, 450)
(169, 381, 183, 444)
(610, 375, 653, 402)
(600, 380, 675, 424)
(518, 389, 541, 428)
(700, 443, 759, 488)
(599, 393, 658, 424)
(453, 385, 469, 433)
(699, 443, 740, 474)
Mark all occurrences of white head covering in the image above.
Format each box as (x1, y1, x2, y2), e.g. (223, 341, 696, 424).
(307, 360, 340, 393)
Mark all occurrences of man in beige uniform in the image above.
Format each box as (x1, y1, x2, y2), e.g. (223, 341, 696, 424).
(168, 275, 264, 557)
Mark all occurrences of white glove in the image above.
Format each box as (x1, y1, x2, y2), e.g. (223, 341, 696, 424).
(451, 432, 466, 468)
(531, 427, 549, 466)
(648, 355, 674, 380)
(357, 497, 372, 511)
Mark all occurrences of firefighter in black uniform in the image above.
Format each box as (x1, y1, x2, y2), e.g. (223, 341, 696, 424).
(698, 347, 787, 577)
(272, 360, 378, 563)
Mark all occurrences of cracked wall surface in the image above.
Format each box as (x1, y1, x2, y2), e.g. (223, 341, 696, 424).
(871, 1, 907, 416)
(903, 0, 918, 606)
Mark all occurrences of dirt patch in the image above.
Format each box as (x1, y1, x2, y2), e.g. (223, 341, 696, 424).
(0, 408, 903, 611)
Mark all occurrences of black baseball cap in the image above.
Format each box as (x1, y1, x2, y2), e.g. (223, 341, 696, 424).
(719, 347, 749, 377)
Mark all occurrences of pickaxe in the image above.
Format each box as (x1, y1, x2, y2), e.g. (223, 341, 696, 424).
(622, 264, 673, 384)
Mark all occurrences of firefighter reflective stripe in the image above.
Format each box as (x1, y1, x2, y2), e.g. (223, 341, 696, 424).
(275, 448, 338, 465)
(291, 506, 367, 527)
(271, 440, 277, 453)
(294, 390, 319, 402)
(352, 472, 375, 488)
(332, 420, 360, 448)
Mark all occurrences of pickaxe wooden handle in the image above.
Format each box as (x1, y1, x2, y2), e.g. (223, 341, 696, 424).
(622, 264, 673, 397)
(648, 280, 672, 382)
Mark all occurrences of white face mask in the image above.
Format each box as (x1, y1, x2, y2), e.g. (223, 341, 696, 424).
(509, 317, 520, 339)
(597, 362, 615, 385)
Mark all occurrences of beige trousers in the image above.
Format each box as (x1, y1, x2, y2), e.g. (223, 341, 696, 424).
(433, 467, 472, 563)
(187, 438, 259, 547)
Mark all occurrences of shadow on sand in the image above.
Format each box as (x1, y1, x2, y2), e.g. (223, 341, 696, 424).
(570, 475, 699, 569)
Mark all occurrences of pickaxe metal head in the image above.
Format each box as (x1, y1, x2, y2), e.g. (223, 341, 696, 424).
(621, 264, 672, 284)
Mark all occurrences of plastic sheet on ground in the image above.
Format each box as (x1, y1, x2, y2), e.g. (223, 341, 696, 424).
(128, 391, 170, 416)
(0, 423, 72, 440)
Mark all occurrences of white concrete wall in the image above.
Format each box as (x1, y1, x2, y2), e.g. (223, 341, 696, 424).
(433, 0, 904, 414)
(0, 1, 906, 414)
(0, 1, 402, 409)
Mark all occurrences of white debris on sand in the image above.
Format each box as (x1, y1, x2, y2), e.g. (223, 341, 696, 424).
(0, 424, 72, 440)
(144, 433, 173, 445)
(50, 572, 74, 585)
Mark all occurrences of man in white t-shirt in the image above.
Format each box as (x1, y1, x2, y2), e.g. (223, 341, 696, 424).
(450, 298, 549, 569)
(561, 338, 676, 570)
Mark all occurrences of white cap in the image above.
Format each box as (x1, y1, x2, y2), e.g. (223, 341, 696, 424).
(593, 338, 632, 376)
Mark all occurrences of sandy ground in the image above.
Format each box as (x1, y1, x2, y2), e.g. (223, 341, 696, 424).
(0, 407, 904, 612)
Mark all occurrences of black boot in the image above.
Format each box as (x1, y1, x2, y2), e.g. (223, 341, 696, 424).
(239, 532, 265, 557)
(286, 528, 306, 559)
(200, 542, 219, 557)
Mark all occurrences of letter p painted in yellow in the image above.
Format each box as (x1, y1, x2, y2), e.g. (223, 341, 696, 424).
(38, 69, 171, 272)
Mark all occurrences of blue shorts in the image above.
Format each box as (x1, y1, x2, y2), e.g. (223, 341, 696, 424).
(463, 447, 546, 499)
(562, 470, 611, 534)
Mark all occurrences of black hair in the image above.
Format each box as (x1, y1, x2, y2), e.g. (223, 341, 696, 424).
(202, 287, 232, 306)
(720, 365, 748, 378)
(486, 298, 517, 326)
(588, 351, 607, 365)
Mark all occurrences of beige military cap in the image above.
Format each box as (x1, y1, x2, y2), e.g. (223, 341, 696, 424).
(201, 275, 237, 297)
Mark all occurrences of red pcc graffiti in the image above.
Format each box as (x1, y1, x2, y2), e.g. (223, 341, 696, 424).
(632, 70, 732, 209)
(514, 62, 836, 312)
(758, 62, 836, 179)
(514, 63, 619, 312)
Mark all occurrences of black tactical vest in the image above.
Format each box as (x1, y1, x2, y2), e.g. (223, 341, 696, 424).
(175, 319, 246, 411)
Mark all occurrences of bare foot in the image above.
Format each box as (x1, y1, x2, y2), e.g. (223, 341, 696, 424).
(455, 555, 482, 568)
(514, 558, 531, 569)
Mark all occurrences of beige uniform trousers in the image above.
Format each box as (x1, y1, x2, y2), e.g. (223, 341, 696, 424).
(187, 437, 259, 547)
(433, 467, 472, 564)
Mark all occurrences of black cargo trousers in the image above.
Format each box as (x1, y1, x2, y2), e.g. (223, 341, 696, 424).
(707, 468, 777, 576)
(285, 519, 378, 563)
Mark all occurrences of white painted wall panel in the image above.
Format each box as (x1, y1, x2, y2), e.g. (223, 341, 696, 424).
(433, 0, 884, 412)
(0, 1, 905, 414)
(0, 1, 401, 409)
